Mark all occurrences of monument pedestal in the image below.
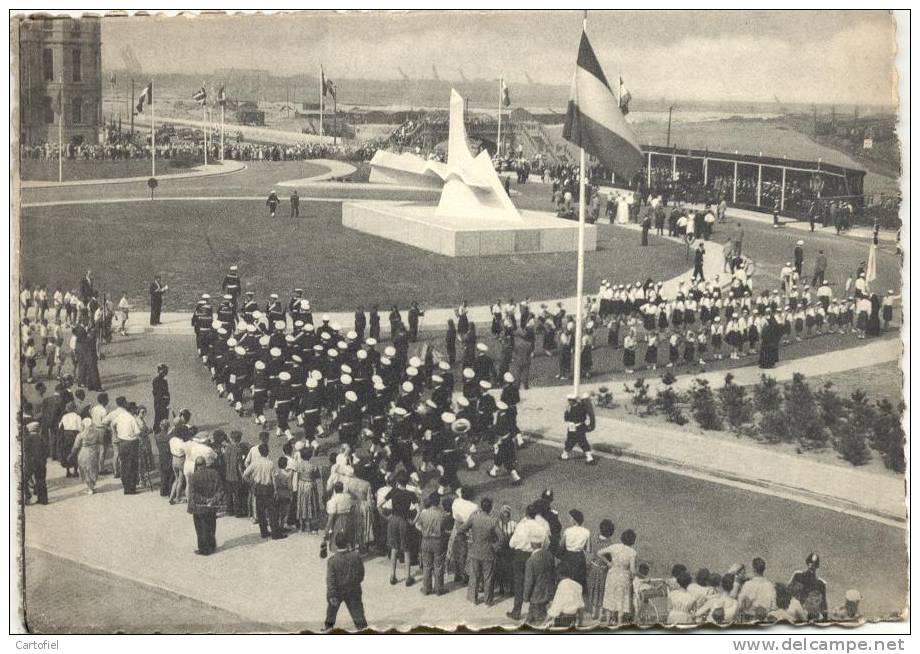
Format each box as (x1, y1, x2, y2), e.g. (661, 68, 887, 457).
(342, 200, 598, 257)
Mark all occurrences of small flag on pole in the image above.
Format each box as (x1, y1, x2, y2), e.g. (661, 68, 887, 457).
(322, 69, 336, 100)
(135, 82, 152, 114)
(619, 76, 632, 115)
(193, 86, 208, 105)
(217, 86, 227, 106)
(501, 79, 511, 107)
(562, 31, 643, 178)
(866, 226, 879, 284)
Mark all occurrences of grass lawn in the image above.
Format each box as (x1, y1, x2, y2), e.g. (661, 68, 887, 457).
(20, 158, 203, 182)
(804, 361, 905, 405)
(20, 198, 690, 311)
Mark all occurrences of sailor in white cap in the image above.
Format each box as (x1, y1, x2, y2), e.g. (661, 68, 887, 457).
(274, 370, 295, 440)
(794, 240, 805, 277)
(222, 265, 241, 305)
(226, 345, 251, 414)
(192, 294, 215, 358)
(500, 372, 524, 447)
(461, 367, 479, 401)
(300, 376, 324, 447)
(241, 290, 258, 322)
(366, 380, 390, 443)
(216, 293, 236, 327)
(333, 389, 363, 448)
(266, 188, 280, 217)
(436, 413, 465, 494)
(830, 590, 863, 621)
(473, 341, 495, 383)
(288, 289, 305, 323)
(488, 401, 522, 483)
(561, 393, 596, 464)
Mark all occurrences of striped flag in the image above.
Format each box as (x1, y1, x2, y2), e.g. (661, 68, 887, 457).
(193, 86, 208, 105)
(619, 76, 632, 115)
(135, 82, 152, 114)
(322, 69, 336, 100)
(217, 86, 227, 106)
(501, 79, 511, 107)
(562, 31, 643, 178)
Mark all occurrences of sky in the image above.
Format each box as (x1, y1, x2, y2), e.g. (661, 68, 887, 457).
(99, 10, 899, 106)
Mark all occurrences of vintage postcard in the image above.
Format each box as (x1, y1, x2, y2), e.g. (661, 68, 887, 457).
(10, 9, 908, 636)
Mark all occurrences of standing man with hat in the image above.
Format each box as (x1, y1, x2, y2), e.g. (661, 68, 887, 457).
(789, 553, 828, 621)
(794, 240, 805, 278)
(149, 275, 168, 326)
(290, 189, 300, 218)
(266, 189, 280, 217)
(152, 363, 171, 433)
(22, 421, 49, 505)
(222, 265, 242, 310)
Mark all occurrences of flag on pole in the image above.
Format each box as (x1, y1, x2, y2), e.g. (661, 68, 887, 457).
(501, 79, 511, 107)
(618, 76, 632, 115)
(322, 69, 336, 100)
(193, 86, 208, 105)
(109, 72, 117, 87)
(135, 82, 152, 114)
(562, 31, 643, 178)
(216, 86, 227, 106)
(866, 227, 879, 284)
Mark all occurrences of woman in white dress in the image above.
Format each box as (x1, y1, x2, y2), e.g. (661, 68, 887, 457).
(601, 528, 638, 624)
(667, 570, 697, 625)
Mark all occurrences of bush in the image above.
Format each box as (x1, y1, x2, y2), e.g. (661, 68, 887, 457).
(873, 399, 906, 473)
(815, 382, 846, 432)
(783, 373, 827, 450)
(623, 378, 651, 415)
(752, 375, 783, 415)
(690, 378, 723, 430)
(654, 372, 687, 425)
(832, 391, 875, 466)
(718, 373, 754, 430)
(758, 409, 789, 443)
(592, 386, 615, 409)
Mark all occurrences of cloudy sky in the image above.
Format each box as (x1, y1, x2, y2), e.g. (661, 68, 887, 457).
(100, 10, 899, 105)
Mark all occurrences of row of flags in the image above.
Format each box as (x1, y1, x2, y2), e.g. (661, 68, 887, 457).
(192, 85, 227, 107)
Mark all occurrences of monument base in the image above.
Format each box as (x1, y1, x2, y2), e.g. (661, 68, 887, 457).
(342, 201, 598, 257)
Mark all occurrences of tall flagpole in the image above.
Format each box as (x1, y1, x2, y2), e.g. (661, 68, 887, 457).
(319, 67, 325, 138)
(220, 102, 225, 162)
(572, 14, 588, 396)
(57, 88, 63, 183)
(497, 76, 503, 158)
(151, 81, 156, 177)
(202, 101, 208, 167)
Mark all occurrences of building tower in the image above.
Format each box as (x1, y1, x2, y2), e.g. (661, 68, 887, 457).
(18, 16, 103, 146)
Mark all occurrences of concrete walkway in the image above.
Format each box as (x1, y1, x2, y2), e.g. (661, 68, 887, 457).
(518, 336, 905, 526)
(19, 160, 247, 189)
(275, 159, 358, 185)
(133, 114, 334, 147)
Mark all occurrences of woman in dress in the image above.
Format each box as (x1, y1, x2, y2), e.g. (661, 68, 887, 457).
(494, 505, 517, 596)
(295, 447, 323, 533)
(601, 528, 638, 625)
(342, 470, 374, 552)
(644, 332, 658, 371)
(585, 518, 616, 620)
(667, 570, 697, 625)
(71, 417, 101, 494)
(456, 302, 469, 339)
(623, 329, 637, 374)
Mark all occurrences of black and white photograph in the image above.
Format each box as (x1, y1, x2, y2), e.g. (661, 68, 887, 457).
(9, 7, 910, 638)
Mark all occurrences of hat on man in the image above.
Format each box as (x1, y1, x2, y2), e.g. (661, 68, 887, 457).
(227, 337, 238, 347)
(234, 346, 246, 356)
(409, 356, 422, 368)
(246, 324, 257, 333)
(306, 377, 318, 389)
(845, 590, 862, 603)
(441, 412, 456, 424)
(270, 293, 279, 300)
(357, 349, 368, 360)
(345, 391, 358, 402)
(796, 240, 804, 246)
(392, 406, 409, 417)
(304, 323, 315, 332)
(406, 367, 418, 377)
(340, 374, 352, 385)
(503, 372, 515, 383)
(365, 338, 377, 346)
(495, 401, 508, 411)
(201, 293, 211, 300)
(346, 330, 358, 340)
(431, 374, 443, 384)
(402, 381, 414, 393)
(269, 347, 282, 357)
(452, 418, 471, 434)
(373, 381, 386, 391)
(327, 349, 338, 357)
(476, 343, 488, 353)
(456, 396, 470, 408)
(321, 314, 331, 322)
(462, 368, 475, 380)
(567, 393, 577, 401)
(229, 265, 238, 271)
(341, 364, 353, 375)
(278, 371, 291, 381)
(274, 320, 286, 331)
(479, 380, 492, 390)
(384, 346, 396, 357)
(255, 360, 266, 370)
(438, 361, 451, 371)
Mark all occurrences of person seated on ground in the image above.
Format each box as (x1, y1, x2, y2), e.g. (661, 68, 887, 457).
(545, 562, 584, 629)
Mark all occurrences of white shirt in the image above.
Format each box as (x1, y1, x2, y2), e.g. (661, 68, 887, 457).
(89, 404, 109, 428)
(168, 436, 186, 457)
(452, 497, 478, 523)
(105, 407, 140, 442)
(508, 517, 550, 552)
(562, 525, 591, 552)
(183, 441, 217, 475)
(59, 412, 82, 431)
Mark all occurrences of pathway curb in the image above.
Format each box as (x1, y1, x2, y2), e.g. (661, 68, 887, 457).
(20, 160, 247, 189)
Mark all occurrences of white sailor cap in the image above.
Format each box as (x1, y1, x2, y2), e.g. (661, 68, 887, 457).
(357, 349, 368, 360)
(373, 381, 386, 391)
(476, 343, 488, 352)
(462, 368, 475, 380)
(322, 314, 331, 322)
(425, 399, 438, 409)
(496, 401, 508, 411)
(269, 347, 282, 357)
(270, 293, 279, 300)
(371, 374, 382, 385)
(320, 332, 331, 341)
(409, 356, 422, 368)
(341, 364, 353, 375)
(229, 265, 238, 271)
(431, 374, 444, 384)
(401, 381, 414, 393)
(380, 356, 391, 365)
(227, 337, 238, 347)
(346, 330, 358, 340)
(384, 346, 396, 357)
(223, 294, 233, 300)
(246, 324, 257, 333)
(441, 412, 456, 424)
(479, 381, 492, 390)
(311, 370, 323, 380)
(336, 341, 347, 350)
(438, 361, 450, 371)
(331, 322, 341, 332)
(285, 335, 295, 343)
(217, 327, 228, 336)
(392, 407, 409, 417)
(255, 360, 266, 370)
(304, 323, 315, 331)
(201, 293, 211, 300)
(406, 367, 418, 377)
(365, 338, 377, 346)
(274, 320, 286, 330)
(234, 346, 246, 355)
(567, 393, 578, 401)
(327, 349, 338, 357)
(345, 390, 358, 402)
(306, 377, 318, 389)
(252, 310, 264, 319)
(457, 397, 470, 407)
(503, 372, 515, 383)
(259, 335, 271, 346)
(294, 320, 304, 328)
(278, 371, 292, 381)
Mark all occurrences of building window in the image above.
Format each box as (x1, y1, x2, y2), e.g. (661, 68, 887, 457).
(71, 97, 83, 125)
(70, 19, 81, 34)
(42, 18, 54, 31)
(42, 48, 53, 81)
(42, 96, 54, 124)
(72, 49, 81, 82)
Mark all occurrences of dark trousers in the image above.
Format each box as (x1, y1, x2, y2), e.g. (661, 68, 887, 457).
(510, 549, 531, 617)
(25, 463, 48, 504)
(118, 439, 139, 493)
(291, 203, 299, 218)
(150, 299, 162, 325)
(254, 484, 279, 537)
(157, 444, 174, 496)
(641, 226, 649, 246)
(325, 593, 367, 630)
(564, 429, 591, 453)
(467, 558, 495, 604)
(192, 511, 217, 554)
(526, 602, 548, 624)
(154, 406, 169, 433)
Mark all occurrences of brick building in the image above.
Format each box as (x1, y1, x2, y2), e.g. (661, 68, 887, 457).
(18, 16, 103, 146)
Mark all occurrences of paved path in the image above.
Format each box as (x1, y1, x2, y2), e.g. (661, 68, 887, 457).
(18, 160, 246, 189)
(134, 114, 334, 146)
(519, 336, 905, 525)
(275, 159, 358, 185)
